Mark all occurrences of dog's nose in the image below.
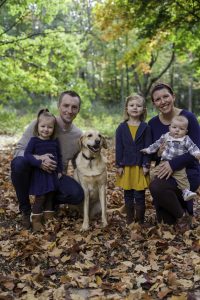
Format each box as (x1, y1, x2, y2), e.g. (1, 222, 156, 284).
(95, 139, 100, 145)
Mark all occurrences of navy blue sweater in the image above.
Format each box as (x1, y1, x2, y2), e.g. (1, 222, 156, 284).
(115, 121, 152, 168)
(148, 109, 200, 191)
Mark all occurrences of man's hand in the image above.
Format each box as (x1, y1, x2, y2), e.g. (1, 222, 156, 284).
(35, 153, 57, 173)
(156, 161, 173, 179)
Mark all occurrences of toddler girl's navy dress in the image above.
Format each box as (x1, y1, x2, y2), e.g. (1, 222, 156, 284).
(24, 137, 62, 196)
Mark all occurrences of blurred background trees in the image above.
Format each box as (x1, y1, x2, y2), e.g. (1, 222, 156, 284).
(0, 0, 200, 135)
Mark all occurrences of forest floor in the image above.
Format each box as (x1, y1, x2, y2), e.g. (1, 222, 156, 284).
(0, 136, 200, 300)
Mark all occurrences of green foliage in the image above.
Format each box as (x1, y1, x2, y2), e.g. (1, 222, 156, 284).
(0, 107, 34, 135)
(76, 102, 122, 137)
(0, 0, 90, 108)
(1, 0, 200, 124)
(0, 103, 121, 137)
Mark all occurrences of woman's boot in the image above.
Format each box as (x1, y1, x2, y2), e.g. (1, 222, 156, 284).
(31, 213, 43, 232)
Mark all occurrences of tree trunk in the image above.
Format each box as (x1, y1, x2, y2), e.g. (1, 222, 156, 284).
(188, 77, 193, 112)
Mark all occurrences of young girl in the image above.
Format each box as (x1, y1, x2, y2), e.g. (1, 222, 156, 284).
(115, 94, 152, 225)
(24, 109, 62, 232)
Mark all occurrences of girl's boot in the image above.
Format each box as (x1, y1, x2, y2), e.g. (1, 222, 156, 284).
(135, 204, 145, 224)
(125, 203, 135, 225)
(31, 213, 43, 232)
(124, 190, 135, 225)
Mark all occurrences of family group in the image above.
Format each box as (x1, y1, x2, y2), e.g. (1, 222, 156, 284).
(11, 83, 200, 232)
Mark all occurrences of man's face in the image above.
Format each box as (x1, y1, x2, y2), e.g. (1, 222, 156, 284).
(58, 94, 80, 124)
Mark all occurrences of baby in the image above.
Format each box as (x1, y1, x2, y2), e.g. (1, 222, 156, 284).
(141, 115, 200, 201)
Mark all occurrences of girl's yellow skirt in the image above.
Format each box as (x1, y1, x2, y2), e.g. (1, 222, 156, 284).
(116, 166, 150, 190)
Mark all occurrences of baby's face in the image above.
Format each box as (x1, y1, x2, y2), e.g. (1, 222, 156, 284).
(169, 119, 188, 138)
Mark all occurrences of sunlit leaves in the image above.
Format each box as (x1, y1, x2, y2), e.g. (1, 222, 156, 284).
(0, 0, 88, 108)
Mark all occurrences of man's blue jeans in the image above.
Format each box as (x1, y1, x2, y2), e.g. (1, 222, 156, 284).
(11, 156, 84, 214)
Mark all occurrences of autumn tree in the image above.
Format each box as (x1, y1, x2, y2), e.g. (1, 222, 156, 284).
(93, 0, 200, 111)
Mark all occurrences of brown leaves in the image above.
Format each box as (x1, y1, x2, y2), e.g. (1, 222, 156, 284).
(1, 141, 200, 299)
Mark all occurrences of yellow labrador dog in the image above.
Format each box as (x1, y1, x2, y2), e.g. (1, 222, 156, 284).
(74, 130, 108, 231)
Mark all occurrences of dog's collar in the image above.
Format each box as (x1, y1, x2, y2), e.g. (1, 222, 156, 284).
(82, 153, 95, 168)
(82, 153, 95, 161)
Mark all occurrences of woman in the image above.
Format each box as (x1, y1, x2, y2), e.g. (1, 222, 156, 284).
(148, 82, 200, 229)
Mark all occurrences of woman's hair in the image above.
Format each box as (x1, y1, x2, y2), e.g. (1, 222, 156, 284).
(33, 108, 57, 139)
(150, 82, 174, 102)
(124, 94, 147, 121)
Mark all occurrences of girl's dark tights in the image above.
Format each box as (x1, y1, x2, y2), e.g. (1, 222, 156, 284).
(32, 191, 55, 214)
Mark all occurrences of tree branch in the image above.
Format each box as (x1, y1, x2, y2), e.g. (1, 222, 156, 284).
(175, 0, 200, 21)
(146, 45, 175, 96)
(0, 10, 30, 37)
(0, 29, 82, 46)
(0, 0, 7, 9)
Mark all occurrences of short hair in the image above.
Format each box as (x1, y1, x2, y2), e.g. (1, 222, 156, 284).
(33, 108, 57, 139)
(58, 90, 81, 109)
(171, 115, 189, 128)
(124, 94, 147, 121)
(150, 82, 174, 101)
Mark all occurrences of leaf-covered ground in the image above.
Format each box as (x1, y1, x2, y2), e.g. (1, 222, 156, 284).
(0, 138, 200, 300)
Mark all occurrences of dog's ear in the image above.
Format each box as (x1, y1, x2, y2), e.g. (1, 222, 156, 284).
(102, 136, 108, 149)
(79, 135, 84, 150)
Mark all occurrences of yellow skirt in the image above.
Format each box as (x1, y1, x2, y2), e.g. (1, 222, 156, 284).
(116, 166, 150, 190)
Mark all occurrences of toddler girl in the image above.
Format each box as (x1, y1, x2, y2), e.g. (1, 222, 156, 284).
(24, 109, 62, 231)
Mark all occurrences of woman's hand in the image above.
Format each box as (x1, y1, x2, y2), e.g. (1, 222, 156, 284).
(117, 167, 124, 176)
(157, 142, 166, 157)
(156, 161, 173, 179)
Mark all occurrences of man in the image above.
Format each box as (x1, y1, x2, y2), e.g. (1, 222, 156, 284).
(11, 90, 84, 229)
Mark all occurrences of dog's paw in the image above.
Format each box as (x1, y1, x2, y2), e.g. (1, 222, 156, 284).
(102, 220, 108, 228)
(81, 223, 89, 231)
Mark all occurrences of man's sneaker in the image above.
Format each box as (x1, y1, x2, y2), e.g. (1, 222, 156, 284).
(21, 212, 31, 229)
(182, 189, 197, 201)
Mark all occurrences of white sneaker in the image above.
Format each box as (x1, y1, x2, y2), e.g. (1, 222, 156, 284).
(182, 189, 197, 201)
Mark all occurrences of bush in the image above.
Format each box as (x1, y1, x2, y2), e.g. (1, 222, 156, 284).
(0, 108, 34, 136)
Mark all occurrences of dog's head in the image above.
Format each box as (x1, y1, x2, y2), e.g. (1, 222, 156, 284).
(80, 130, 107, 154)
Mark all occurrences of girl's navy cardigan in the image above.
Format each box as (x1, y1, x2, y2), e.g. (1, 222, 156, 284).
(115, 121, 152, 168)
